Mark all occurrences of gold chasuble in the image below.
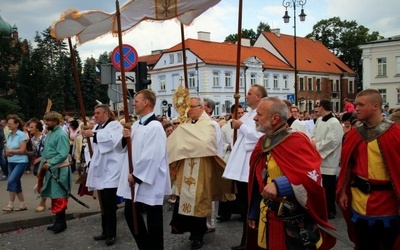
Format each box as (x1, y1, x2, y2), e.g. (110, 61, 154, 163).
(167, 112, 235, 217)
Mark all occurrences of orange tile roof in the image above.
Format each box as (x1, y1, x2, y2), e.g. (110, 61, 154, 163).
(165, 38, 292, 71)
(138, 53, 162, 66)
(262, 31, 355, 75)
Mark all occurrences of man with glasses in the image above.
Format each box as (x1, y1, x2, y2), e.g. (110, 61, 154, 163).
(168, 97, 234, 249)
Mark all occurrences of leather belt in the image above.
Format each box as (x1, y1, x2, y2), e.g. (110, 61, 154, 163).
(351, 175, 392, 194)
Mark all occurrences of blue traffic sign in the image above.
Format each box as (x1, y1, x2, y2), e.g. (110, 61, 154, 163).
(111, 44, 138, 71)
(287, 94, 295, 104)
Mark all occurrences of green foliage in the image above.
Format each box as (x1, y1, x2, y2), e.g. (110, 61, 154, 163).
(306, 17, 383, 88)
(225, 22, 270, 45)
(0, 98, 23, 119)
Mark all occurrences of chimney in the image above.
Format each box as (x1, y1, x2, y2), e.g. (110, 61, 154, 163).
(239, 38, 251, 47)
(309, 36, 316, 42)
(197, 31, 211, 41)
(271, 28, 281, 37)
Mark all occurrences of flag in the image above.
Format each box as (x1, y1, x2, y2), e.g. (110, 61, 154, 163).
(51, 0, 221, 44)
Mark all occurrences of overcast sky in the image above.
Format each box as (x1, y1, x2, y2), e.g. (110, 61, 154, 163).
(1, 0, 399, 60)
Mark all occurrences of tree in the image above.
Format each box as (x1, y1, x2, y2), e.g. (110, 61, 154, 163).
(225, 22, 271, 46)
(306, 17, 382, 90)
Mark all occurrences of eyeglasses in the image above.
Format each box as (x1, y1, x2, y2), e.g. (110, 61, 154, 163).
(189, 105, 201, 109)
(173, 122, 180, 125)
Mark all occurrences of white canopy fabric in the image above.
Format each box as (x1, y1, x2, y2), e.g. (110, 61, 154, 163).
(51, 0, 221, 44)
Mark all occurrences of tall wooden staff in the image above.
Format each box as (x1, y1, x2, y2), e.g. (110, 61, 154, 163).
(233, 0, 244, 144)
(66, 38, 99, 212)
(180, 23, 189, 89)
(67, 38, 93, 157)
(115, 0, 138, 235)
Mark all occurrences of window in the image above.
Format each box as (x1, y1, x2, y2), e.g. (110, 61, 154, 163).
(335, 80, 340, 92)
(159, 75, 166, 91)
(283, 75, 288, 89)
(250, 73, 256, 85)
(189, 72, 195, 88)
(177, 52, 182, 63)
(239, 72, 244, 87)
(169, 54, 174, 64)
(307, 78, 313, 91)
(378, 89, 387, 103)
(316, 78, 321, 91)
(396, 57, 400, 75)
(331, 80, 336, 92)
(213, 72, 220, 87)
(273, 75, 278, 88)
(263, 74, 269, 89)
(225, 72, 232, 87)
(397, 88, 400, 103)
(377, 58, 387, 76)
(299, 77, 305, 91)
(215, 102, 220, 116)
(349, 80, 354, 93)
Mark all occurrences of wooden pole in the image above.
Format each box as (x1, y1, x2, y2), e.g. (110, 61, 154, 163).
(180, 23, 189, 89)
(115, 0, 138, 235)
(67, 38, 93, 156)
(233, 0, 243, 144)
(67, 38, 102, 214)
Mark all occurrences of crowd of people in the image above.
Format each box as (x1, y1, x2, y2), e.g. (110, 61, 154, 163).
(1, 87, 400, 249)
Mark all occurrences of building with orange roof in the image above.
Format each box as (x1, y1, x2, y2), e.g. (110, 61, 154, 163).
(147, 31, 294, 117)
(255, 29, 356, 113)
(137, 30, 356, 116)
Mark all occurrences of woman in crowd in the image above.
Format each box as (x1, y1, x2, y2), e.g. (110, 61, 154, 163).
(2, 114, 29, 212)
(27, 118, 47, 212)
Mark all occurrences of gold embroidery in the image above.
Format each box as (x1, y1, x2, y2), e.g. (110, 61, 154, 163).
(155, 0, 177, 19)
(181, 202, 192, 213)
(184, 158, 197, 190)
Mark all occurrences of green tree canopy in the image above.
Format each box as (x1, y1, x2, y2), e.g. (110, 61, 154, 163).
(306, 17, 383, 89)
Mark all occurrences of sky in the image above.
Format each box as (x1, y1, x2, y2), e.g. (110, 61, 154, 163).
(1, 0, 400, 61)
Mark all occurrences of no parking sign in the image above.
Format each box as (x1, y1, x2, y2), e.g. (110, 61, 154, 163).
(111, 44, 138, 71)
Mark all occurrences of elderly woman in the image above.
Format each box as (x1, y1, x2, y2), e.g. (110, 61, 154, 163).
(3, 114, 29, 212)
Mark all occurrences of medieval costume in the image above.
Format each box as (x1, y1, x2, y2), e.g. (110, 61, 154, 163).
(337, 119, 400, 249)
(40, 123, 71, 233)
(168, 111, 235, 244)
(248, 127, 336, 249)
(117, 113, 171, 250)
(86, 119, 124, 244)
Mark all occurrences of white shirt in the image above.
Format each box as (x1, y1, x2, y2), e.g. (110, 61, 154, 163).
(117, 119, 171, 205)
(311, 114, 343, 175)
(223, 109, 263, 182)
(86, 120, 124, 190)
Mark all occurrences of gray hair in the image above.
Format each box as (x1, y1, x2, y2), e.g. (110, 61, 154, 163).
(190, 96, 204, 106)
(261, 97, 288, 123)
(203, 98, 216, 113)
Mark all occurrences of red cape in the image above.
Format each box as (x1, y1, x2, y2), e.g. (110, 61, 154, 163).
(337, 123, 400, 246)
(248, 132, 336, 250)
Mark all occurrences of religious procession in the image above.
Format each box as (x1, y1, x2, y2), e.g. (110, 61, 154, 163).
(1, 1, 400, 250)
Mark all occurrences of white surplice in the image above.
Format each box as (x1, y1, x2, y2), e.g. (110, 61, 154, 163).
(222, 109, 263, 182)
(86, 120, 124, 191)
(117, 120, 171, 206)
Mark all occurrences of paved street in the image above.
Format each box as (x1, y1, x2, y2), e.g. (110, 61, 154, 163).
(0, 172, 352, 249)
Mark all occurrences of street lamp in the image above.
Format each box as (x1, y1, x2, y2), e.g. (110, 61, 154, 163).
(282, 0, 307, 106)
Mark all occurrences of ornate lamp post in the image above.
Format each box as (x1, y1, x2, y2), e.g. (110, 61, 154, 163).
(282, 0, 307, 105)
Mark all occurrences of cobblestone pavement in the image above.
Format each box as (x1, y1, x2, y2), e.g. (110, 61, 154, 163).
(0, 172, 352, 249)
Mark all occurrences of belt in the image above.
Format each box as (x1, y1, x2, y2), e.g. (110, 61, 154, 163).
(351, 175, 392, 194)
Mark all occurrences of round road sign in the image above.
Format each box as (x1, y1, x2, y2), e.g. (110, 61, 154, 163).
(111, 44, 138, 71)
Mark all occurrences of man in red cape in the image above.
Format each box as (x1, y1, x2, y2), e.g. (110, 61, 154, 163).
(247, 97, 336, 250)
(337, 89, 400, 249)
